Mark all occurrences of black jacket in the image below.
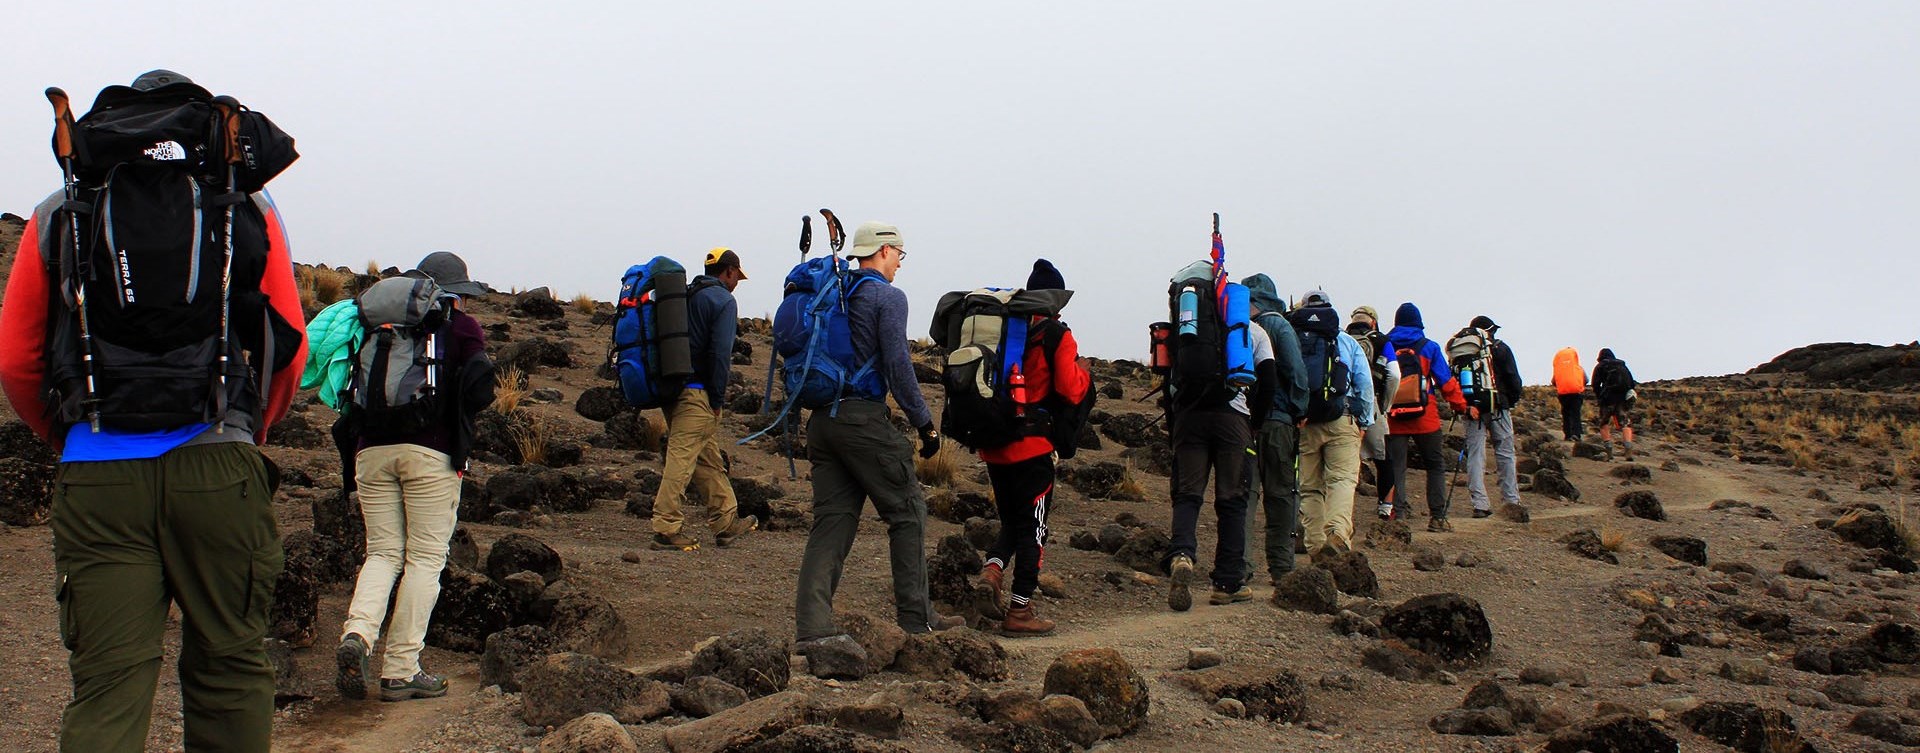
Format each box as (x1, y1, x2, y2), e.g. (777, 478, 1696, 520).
(1490, 340, 1524, 412)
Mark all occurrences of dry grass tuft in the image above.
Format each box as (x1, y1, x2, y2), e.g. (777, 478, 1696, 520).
(644, 414, 667, 453)
(572, 293, 598, 315)
(1896, 497, 1920, 555)
(1114, 461, 1148, 502)
(297, 265, 350, 309)
(915, 443, 959, 487)
(510, 413, 550, 466)
(491, 366, 529, 414)
(365, 259, 382, 276)
(1599, 527, 1627, 553)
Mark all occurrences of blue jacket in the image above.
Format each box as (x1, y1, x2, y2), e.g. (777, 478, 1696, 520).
(1334, 330, 1375, 426)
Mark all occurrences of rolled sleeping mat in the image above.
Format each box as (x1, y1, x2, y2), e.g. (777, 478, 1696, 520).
(1221, 282, 1256, 388)
(652, 271, 695, 379)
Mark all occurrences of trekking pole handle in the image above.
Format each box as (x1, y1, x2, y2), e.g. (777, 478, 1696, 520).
(46, 88, 74, 159)
(211, 96, 243, 165)
(1212, 212, 1220, 236)
(820, 208, 845, 253)
(799, 215, 812, 258)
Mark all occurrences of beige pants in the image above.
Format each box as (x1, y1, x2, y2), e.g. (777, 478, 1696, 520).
(1299, 415, 1362, 551)
(343, 443, 461, 680)
(654, 388, 739, 536)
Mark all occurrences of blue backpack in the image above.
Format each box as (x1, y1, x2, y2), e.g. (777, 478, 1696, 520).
(771, 258, 887, 410)
(1286, 307, 1352, 424)
(609, 256, 695, 409)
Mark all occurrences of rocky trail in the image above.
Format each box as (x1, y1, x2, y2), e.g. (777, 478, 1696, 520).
(0, 246, 1916, 752)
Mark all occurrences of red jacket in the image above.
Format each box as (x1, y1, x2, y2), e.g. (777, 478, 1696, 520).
(980, 318, 1091, 465)
(0, 198, 308, 448)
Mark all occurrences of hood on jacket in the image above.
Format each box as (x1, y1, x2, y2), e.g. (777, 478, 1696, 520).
(1599, 348, 1616, 361)
(1240, 273, 1286, 316)
(1395, 302, 1423, 328)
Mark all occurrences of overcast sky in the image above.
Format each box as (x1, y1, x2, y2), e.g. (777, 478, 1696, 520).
(6, 1, 1916, 381)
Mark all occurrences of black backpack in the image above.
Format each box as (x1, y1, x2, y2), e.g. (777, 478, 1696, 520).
(1288, 308, 1351, 424)
(1348, 324, 1391, 408)
(929, 288, 1078, 452)
(1160, 262, 1230, 407)
(38, 80, 300, 431)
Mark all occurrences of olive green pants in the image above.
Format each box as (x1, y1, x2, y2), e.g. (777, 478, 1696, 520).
(52, 441, 282, 753)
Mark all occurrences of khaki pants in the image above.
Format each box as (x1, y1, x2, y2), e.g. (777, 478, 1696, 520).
(1299, 415, 1362, 551)
(343, 443, 461, 680)
(52, 442, 280, 753)
(654, 388, 739, 536)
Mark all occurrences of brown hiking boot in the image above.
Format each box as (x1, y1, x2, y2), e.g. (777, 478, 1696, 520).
(1168, 555, 1194, 612)
(974, 564, 1006, 620)
(1427, 518, 1454, 533)
(1002, 604, 1056, 636)
(715, 515, 759, 547)
(650, 532, 700, 551)
(930, 613, 966, 631)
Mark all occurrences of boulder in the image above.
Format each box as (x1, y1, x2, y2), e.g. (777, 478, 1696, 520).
(1530, 469, 1581, 502)
(538, 712, 639, 753)
(309, 490, 367, 581)
(1059, 461, 1130, 500)
(1678, 702, 1809, 753)
(1864, 622, 1919, 664)
(1792, 645, 1880, 676)
(1361, 640, 1445, 682)
(671, 675, 749, 719)
(1380, 593, 1494, 666)
(892, 628, 1010, 682)
(690, 628, 791, 698)
(1614, 491, 1666, 521)
(928, 490, 996, 524)
(963, 517, 1000, 553)
(1824, 676, 1885, 708)
(1543, 714, 1677, 753)
(797, 634, 870, 681)
(497, 336, 573, 373)
(1572, 439, 1612, 461)
(428, 565, 519, 652)
(1120, 444, 1174, 478)
(662, 690, 815, 753)
(1099, 413, 1165, 448)
(1831, 510, 1908, 553)
(1461, 679, 1541, 726)
(1846, 709, 1920, 746)
(1650, 536, 1707, 566)
(1271, 567, 1340, 614)
(575, 386, 627, 422)
(823, 701, 905, 740)
(1173, 664, 1309, 723)
(1429, 708, 1516, 736)
(1313, 550, 1380, 597)
(834, 610, 907, 675)
(448, 525, 481, 571)
(743, 726, 906, 753)
(1041, 647, 1149, 738)
(481, 625, 555, 692)
(945, 721, 1073, 753)
(270, 534, 323, 647)
(730, 476, 788, 526)
(1412, 547, 1446, 572)
(1560, 528, 1619, 565)
(1608, 463, 1652, 484)
(1113, 526, 1171, 574)
(1097, 523, 1131, 554)
(547, 591, 630, 659)
(1781, 559, 1830, 581)
(486, 532, 565, 585)
(926, 534, 985, 614)
(1364, 518, 1415, 551)
(0, 457, 54, 526)
(520, 653, 671, 727)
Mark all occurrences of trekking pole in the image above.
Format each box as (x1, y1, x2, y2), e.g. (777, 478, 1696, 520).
(46, 88, 101, 433)
(1444, 414, 1464, 509)
(210, 96, 246, 433)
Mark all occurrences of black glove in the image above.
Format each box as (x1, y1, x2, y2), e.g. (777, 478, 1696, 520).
(917, 423, 942, 459)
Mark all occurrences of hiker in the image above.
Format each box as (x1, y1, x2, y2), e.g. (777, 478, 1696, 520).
(1348, 306, 1399, 514)
(335, 252, 497, 702)
(0, 70, 305, 751)
(1459, 316, 1525, 518)
(969, 260, 1093, 636)
(1289, 290, 1374, 552)
(1381, 303, 1470, 531)
(1551, 347, 1587, 441)
(649, 248, 759, 551)
(1164, 274, 1273, 611)
(1592, 347, 1638, 451)
(795, 221, 962, 651)
(1239, 275, 1307, 582)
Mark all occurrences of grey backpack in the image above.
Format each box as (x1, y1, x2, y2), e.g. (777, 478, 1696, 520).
(348, 276, 452, 436)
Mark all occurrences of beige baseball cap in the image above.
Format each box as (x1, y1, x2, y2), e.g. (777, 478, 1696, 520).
(1351, 305, 1379, 326)
(847, 221, 903, 258)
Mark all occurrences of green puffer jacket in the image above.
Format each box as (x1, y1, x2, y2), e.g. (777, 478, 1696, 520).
(300, 299, 364, 409)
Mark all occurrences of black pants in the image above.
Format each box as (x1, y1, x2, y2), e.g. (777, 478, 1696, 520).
(1168, 407, 1250, 591)
(1557, 394, 1584, 440)
(985, 455, 1054, 606)
(1387, 430, 1449, 519)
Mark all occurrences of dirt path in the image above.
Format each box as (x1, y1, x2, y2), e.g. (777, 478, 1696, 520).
(274, 666, 486, 753)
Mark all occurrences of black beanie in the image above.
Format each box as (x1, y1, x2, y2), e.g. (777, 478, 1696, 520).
(1027, 259, 1065, 291)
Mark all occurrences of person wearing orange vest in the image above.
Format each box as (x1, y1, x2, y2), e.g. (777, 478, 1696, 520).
(1551, 347, 1587, 441)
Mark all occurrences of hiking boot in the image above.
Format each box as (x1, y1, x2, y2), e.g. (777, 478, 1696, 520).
(1168, 555, 1195, 612)
(715, 515, 759, 547)
(1209, 585, 1254, 605)
(1427, 518, 1454, 533)
(1001, 604, 1056, 636)
(1471, 508, 1493, 519)
(1328, 532, 1352, 553)
(335, 633, 371, 700)
(1376, 502, 1395, 521)
(379, 671, 448, 702)
(974, 564, 1007, 620)
(650, 532, 700, 551)
(930, 613, 967, 632)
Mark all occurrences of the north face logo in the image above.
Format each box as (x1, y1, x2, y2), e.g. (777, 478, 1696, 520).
(143, 140, 187, 161)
